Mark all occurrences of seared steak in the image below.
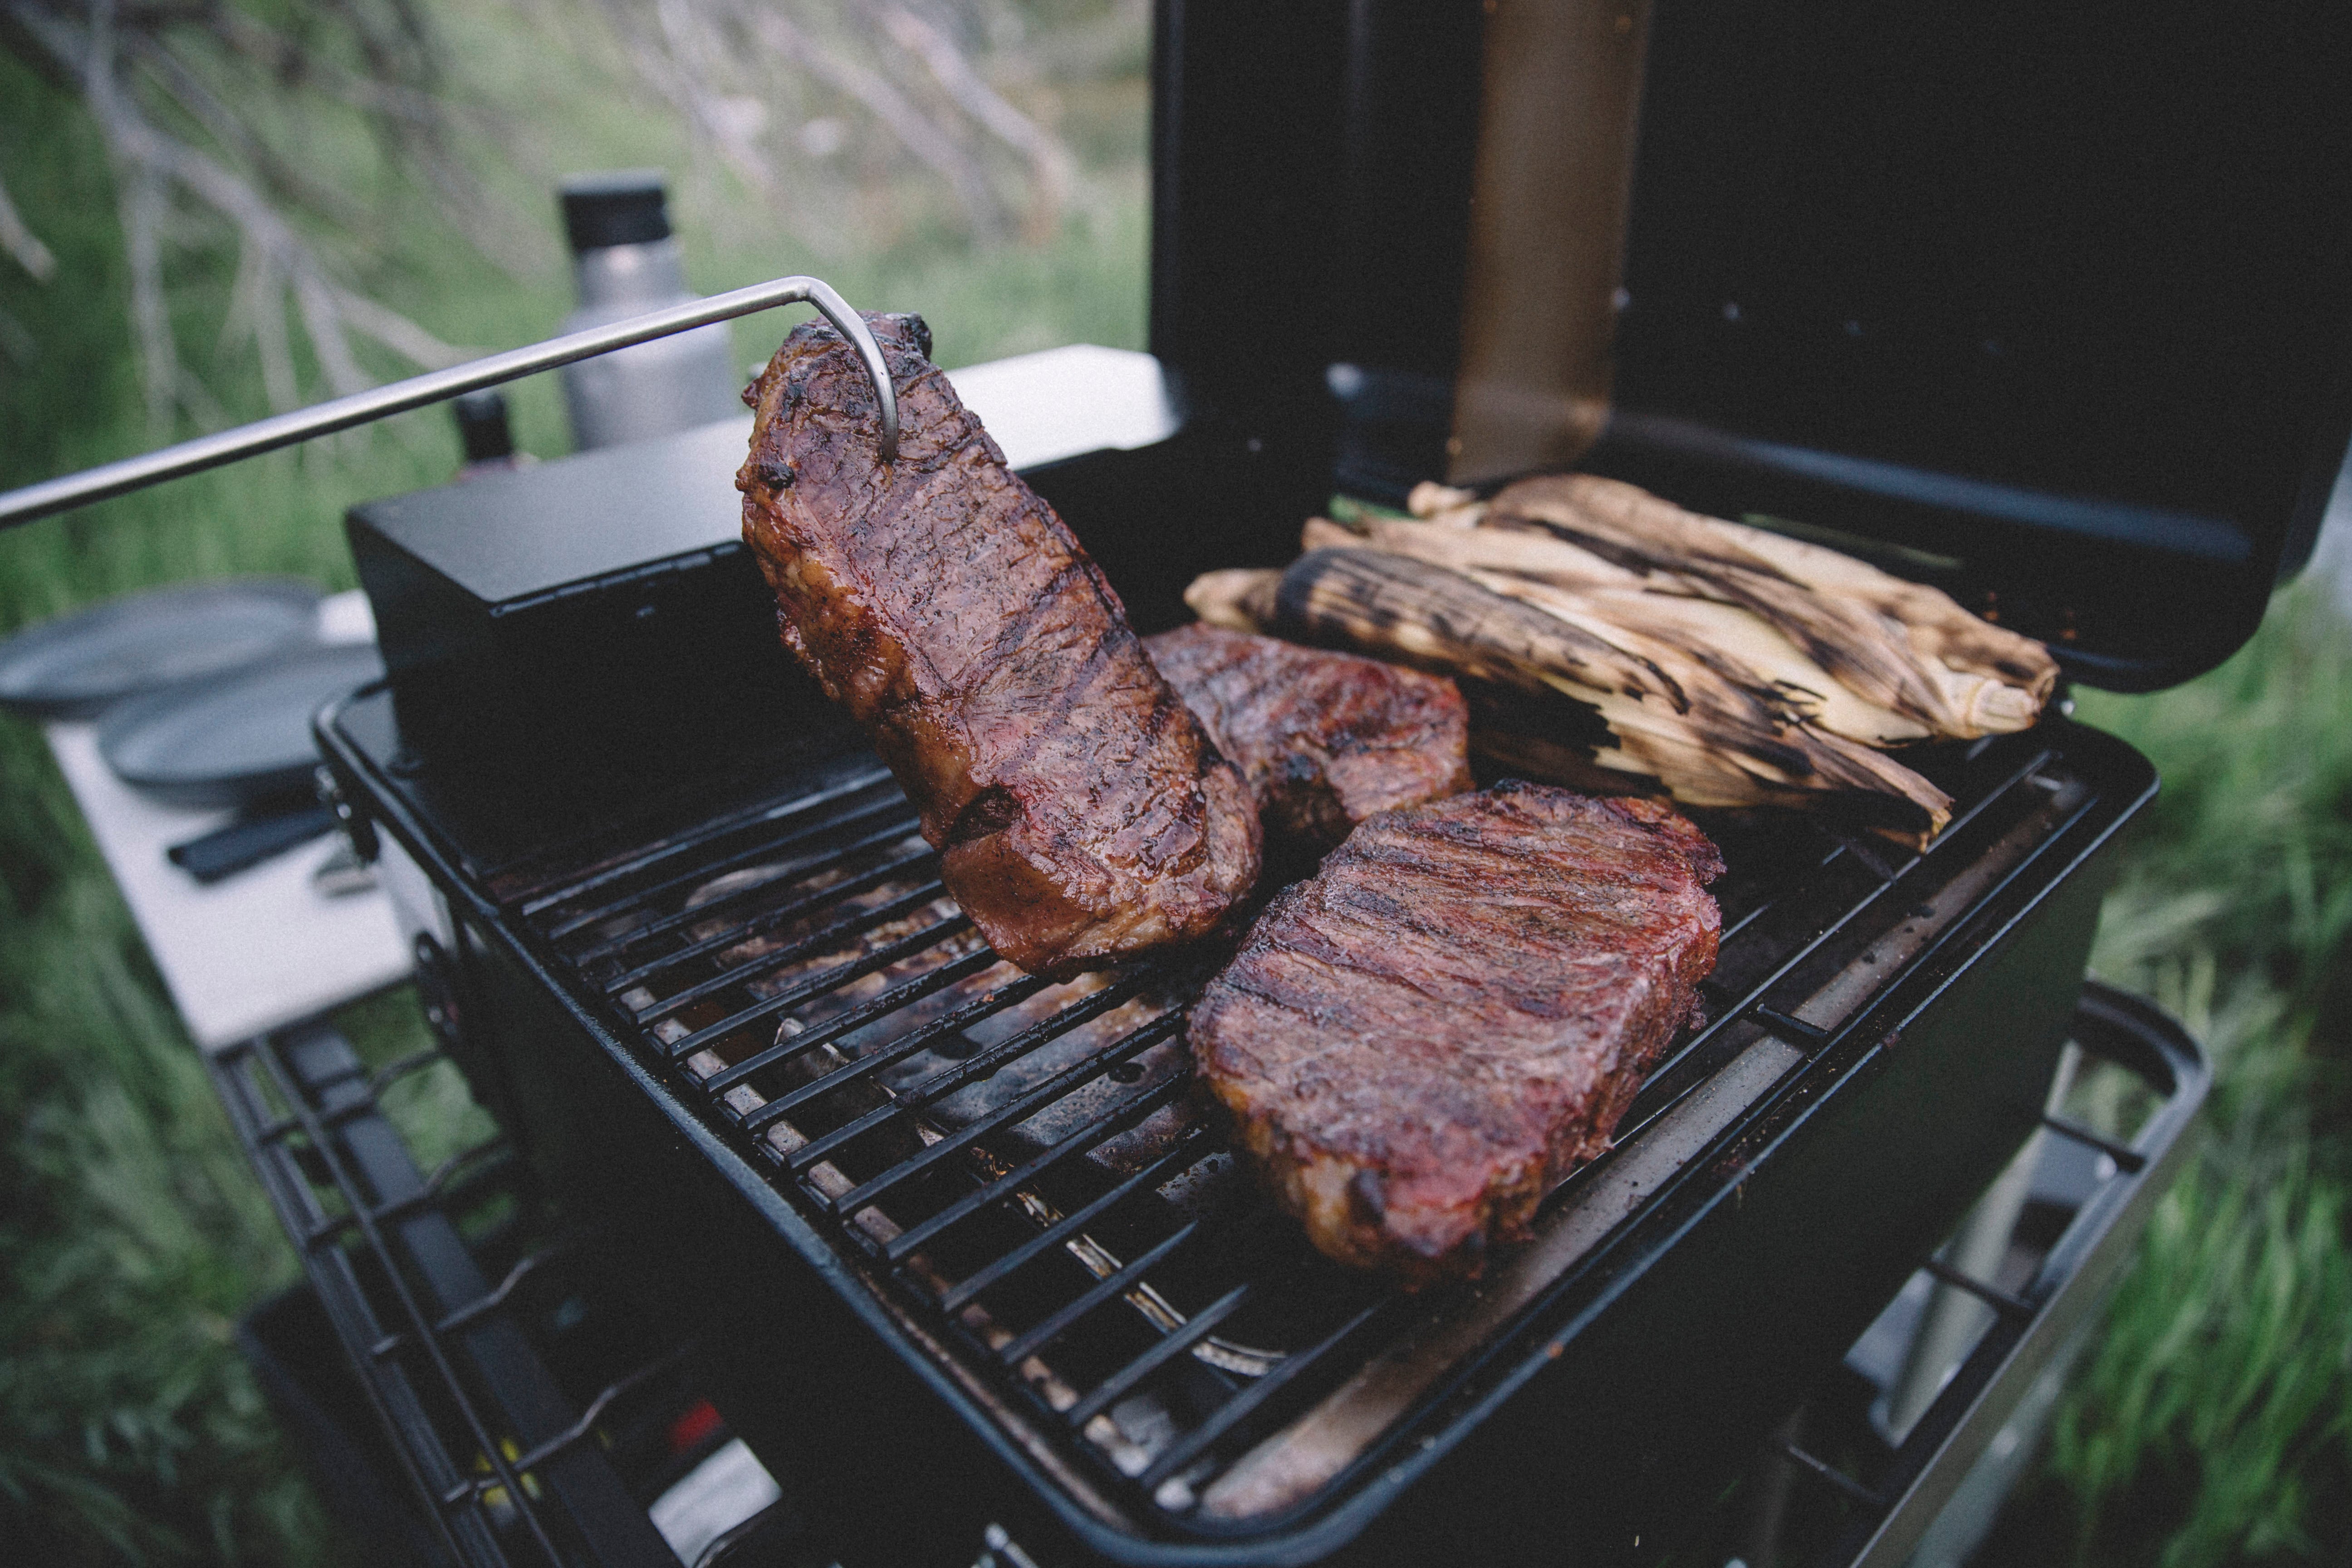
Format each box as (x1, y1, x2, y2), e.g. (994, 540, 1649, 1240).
(738, 314, 1260, 977)
(1189, 783, 1722, 1287)
(1144, 624, 1474, 849)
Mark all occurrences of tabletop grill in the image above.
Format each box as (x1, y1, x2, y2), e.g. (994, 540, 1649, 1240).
(0, 0, 2332, 1561)
(294, 2, 2352, 1562)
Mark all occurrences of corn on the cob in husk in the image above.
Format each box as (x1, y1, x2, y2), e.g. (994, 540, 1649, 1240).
(1470, 474, 2057, 740)
(1193, 547, 1954, 843)
(1182, 476, 2062, 847)
(1296, 517, 1932, 749)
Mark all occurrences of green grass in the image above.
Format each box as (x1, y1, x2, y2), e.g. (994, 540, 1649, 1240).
(1972, 588, 2352, 1567)
(4, 4, 2350, 1563)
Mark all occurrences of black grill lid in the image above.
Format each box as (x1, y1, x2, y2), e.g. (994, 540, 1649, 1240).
(1149, 0, 2352, 691)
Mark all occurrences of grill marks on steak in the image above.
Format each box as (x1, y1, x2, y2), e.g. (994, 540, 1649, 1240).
(1189, 784, 1723, 1287)
(738, 314, 1260, 977)
(1144, 624, 1475, 849)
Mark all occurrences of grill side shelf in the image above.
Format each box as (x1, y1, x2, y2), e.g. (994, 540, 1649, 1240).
(1814, 981, 2209, 1568)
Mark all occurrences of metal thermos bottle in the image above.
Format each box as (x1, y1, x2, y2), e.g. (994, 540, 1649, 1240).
(555, 171, 742, 450)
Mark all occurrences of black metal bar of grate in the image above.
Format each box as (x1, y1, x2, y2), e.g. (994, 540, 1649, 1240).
(1065, 1283, 1255, 1428)
(934, 1128, 1216, 1312)
(710, 940, 1016, 1100)
(884, 1072, 1195, 1261)
(207, 1027, 686, 1568)
(661, 912, 974, 1061)
(582, 799, 927, 974)
(515, 729, 2106, 1527)
(735, 965, 1054, 1133)
(1134, 1299, 1395, 1494)
(716, 946, 1016, 1105)
(633, 877, 951, 1024)
(998, 1223, 1205, 1368)
(834, 1017, 1188, 1219)
(602, 837, 938, 993)
(786, 975, 1177, 1181)
(527, 763, 898, 930)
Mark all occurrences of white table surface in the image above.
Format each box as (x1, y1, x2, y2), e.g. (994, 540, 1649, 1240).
(46, 589, 411, 1051)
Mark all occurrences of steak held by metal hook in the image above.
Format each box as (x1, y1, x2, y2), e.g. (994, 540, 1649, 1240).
(1143, 623, 1475, 850)
(1190, 783, 1723, 1287)
(738, 313, 1261, 977)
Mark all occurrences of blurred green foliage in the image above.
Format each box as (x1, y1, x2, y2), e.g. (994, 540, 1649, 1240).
(1982, 591, 2352, 1567)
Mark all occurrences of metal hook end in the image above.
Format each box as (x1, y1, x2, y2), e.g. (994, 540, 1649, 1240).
(802, 279, 901, 463)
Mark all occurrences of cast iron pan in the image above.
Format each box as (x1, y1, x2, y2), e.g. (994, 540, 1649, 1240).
(0, 578, 323, 719)
(98, 642, 385, 810)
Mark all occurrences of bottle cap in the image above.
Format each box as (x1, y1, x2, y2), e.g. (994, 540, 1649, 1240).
(559, 171, 672, 253)
(452, 390, 515, 464)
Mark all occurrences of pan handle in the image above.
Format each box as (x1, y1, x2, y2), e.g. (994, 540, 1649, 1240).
(0, 274, 898, 529)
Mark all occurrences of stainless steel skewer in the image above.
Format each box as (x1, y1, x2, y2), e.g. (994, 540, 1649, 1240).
(0, 274, 898, 529)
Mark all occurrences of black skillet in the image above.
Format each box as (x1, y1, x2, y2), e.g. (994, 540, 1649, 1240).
(98, 641, 385, 811)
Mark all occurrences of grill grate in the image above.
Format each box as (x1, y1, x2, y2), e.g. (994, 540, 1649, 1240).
(207, 1024, 791, 1567)
(504, 730, 2106, 1530)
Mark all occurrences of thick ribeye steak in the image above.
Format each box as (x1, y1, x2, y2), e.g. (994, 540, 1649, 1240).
(1144, 624, 1473, 849)
(738, 314, 1260, 977)
(1190, 783, 1722, 1286)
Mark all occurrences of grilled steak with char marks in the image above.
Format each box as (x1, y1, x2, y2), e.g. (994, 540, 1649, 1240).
(1190, 783, 1722, 1287)
(738, 314, 1260, 977)
(1144, 624, 1474, 849)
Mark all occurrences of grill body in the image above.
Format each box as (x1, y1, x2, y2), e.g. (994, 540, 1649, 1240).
(321, 662, 2154, 1565)
(307, 3, 2352, 1560)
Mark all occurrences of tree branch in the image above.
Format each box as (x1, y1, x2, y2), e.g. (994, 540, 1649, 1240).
(8, 0, 468, 434)
(0, 168, 58, 281)
(875, 3, 1070, 244)
(738, 2, 1010, 243)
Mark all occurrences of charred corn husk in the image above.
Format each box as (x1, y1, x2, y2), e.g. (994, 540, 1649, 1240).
(1403, 481, 1488, 529)
(1301, 515, 1637, 591)
(1303, 514, 1939, 748)
(1184, 567, 1282, 633)
(1181, 473, 2058, 846)
(1473, 575, 1934, 749)
(1268, 548, 1953, 843)
(1483, 474, 2055, 739)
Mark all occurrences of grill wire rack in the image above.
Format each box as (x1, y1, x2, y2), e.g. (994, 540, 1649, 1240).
(284, 706, 2191, 1564)
(206, 828, 2204, 1568)
(510, 731, 2088, 1525)
(207, 1021, 812, 1568)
